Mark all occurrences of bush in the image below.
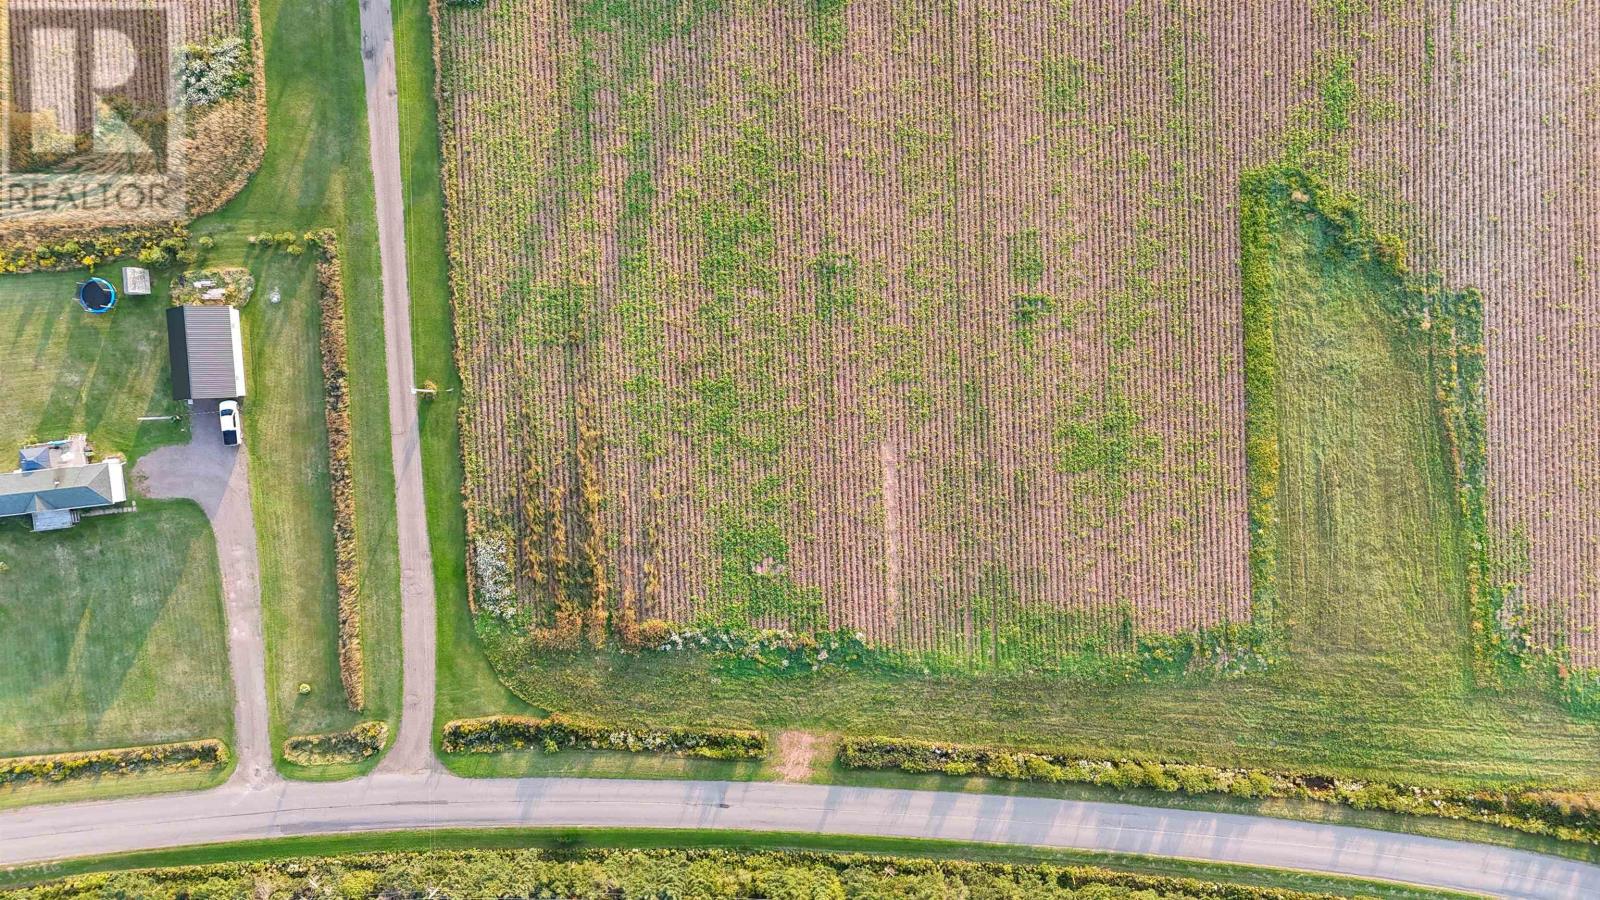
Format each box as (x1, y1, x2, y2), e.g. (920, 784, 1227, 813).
(0, 225, 188, 274)
(315, 236, 364, 712)
(471, 531, 517, 620)
(0, 740, 227, 787)
(441, 714, 766, 760)
(0, 847, 1358, 899)
(836, 736, 1600, 845)
(180, 37, 251, 106)
(283, 722, 387, 766)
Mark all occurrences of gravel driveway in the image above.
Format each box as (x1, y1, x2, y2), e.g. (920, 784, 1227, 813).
(133, 401, 274, 789)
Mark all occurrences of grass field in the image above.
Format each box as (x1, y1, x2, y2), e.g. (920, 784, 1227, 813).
(0, 503, 233, 758)
(0, 827, 1477, 900)
(189, 0, 401, 776)
(232, 251, 392, 775)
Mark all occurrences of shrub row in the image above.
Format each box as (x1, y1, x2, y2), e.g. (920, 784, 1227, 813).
(0, 224, 193, 274)
(282, 721, 388, 767)
(838, 736, 1600, 845)
(312, 231, 364, 712)
(0, 740, 227, 788)
(441, 713, 766, 760)
(0, 847, 1354, 899)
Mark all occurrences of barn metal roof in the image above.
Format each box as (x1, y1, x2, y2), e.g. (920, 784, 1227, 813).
(167, 305, 246, 400)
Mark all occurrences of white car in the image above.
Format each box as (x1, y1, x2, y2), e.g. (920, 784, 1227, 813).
(219, 400, 243, 447)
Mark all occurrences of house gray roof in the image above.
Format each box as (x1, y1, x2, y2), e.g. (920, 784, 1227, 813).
(0, 460, 124, 518)
(167, 305, 246, 400)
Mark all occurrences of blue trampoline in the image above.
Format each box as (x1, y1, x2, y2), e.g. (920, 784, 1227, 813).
(77, 276, 116, 314)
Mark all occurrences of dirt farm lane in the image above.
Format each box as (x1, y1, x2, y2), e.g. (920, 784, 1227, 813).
(359, 0, 438, 776)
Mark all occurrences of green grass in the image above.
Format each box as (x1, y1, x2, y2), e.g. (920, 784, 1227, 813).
(190, 0, 401, 777)
(0, 261, 223, 807)
(453, 175, 1600, 804)
(230, 251, 387, 778)
(0, 504, 233, 768)
(0, 827, 1479, 899)
(0, 268, 189, 461)
(390, 0, 535, 737)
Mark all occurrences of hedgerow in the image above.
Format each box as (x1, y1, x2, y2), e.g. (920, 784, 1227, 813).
(0, 225, 192, 274)
(282, 721, 387, 766)
(0, 847, 1354, 899)
(441, 713, 766, 760)
(0, 740, 227, 788)
(838, 736, 1600, 845)
(311, 230, 365, 712)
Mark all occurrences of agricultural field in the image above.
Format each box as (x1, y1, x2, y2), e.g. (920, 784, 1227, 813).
(430, 0, 1600, 782)
(453, 175, 1600, 787)
(439, 0, 1257, 673)
(435, 1, 1600, 672)
(3, 0, 264, 231)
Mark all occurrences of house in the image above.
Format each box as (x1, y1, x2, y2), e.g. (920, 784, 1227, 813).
(167, 305, 246, 401)
(0, 436, 128, 531)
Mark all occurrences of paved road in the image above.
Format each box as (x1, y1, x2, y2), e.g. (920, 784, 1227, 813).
(133, 407, 274, 788)
(8, 6, 1598, 899)
(359, 0, 439, 775)
(2, 773, 1598, 898)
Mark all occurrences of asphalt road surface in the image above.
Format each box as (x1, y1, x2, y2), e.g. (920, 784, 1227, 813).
(2, 773, 1598, 898)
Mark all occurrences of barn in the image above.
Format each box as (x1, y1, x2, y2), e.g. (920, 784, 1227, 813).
(166, 305, 247, 401)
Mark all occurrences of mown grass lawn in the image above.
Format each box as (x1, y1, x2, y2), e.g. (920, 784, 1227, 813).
(0, 269, 188, 461)
(0, 271, 231, 800)
(0, 503, 233, 759)
(229, 252, 373, 774)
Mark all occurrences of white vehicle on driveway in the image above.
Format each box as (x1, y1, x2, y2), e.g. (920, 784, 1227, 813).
(219, 400, 243, 447)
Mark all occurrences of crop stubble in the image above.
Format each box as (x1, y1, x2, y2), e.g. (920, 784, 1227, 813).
(435, 0, 1599, 671)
